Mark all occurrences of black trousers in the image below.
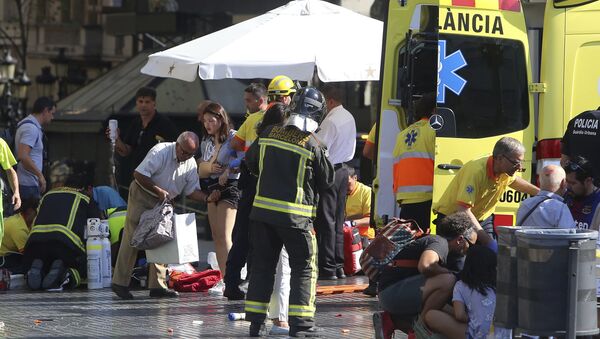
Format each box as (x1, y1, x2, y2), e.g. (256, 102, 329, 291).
(399, 200, 433, 232)
(315, 165, 348, 276)
(224, 169, 257, 288)
(0, 253, 26, 274)
(245, 220, 318, 328)
(23, 240, 87, 278)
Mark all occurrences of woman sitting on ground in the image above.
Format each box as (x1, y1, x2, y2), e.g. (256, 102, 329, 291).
(424, 245, 497, 339)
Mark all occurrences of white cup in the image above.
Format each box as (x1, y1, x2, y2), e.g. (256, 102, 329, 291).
(109, 119, 118, 142)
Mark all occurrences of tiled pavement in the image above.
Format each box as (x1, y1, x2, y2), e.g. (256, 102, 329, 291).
(0, 285, 379, 338)
(0, 239, 408, 338)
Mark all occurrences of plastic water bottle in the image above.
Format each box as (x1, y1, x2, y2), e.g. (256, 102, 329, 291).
(228, 312, 245, 321)
(207, 252, 219, 270)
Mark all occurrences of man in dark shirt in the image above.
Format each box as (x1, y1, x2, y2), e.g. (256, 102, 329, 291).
(374, 212, 478, 336)
(561, 108, 600, 182)
(112, 87, 177, 185)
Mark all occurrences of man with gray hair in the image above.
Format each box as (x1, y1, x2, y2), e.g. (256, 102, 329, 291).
(433, 137, 539, 240)
(112, 131, 217, 300)
(516, 165, 575, 228)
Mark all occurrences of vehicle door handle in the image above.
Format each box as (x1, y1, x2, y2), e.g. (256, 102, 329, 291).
(438, 164, 462, 170)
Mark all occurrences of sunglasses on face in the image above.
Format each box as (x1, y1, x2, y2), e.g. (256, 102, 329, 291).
(566, 161, 589, 176)
(502, 154, 526, 172)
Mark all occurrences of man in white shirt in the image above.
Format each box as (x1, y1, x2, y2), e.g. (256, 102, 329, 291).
(112, 131, 216, 299)
(315, 84, 357, 279)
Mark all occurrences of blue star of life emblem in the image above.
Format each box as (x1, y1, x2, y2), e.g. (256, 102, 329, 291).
(437, 40, 467, 104)
(405, 130, 418, 147)
(466, 185, 474, 194)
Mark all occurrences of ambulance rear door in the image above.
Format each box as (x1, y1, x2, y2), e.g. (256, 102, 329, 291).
(374, 1, 439, 223)
(536, 0, 600, 172)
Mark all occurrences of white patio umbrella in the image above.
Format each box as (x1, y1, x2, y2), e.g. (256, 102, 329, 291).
(140, 0, 382, 82)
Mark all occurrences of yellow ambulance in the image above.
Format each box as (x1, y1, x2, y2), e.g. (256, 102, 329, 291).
(373, 0, 600, 231)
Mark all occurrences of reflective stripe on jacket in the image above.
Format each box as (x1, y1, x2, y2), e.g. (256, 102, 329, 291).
(246, 125, 334, 228)
(106, 206, 127, 245)
(392, 118, 435, 204)
(27, 187, 99, 254)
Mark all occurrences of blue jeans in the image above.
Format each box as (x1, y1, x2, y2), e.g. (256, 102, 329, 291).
(19, 185, 40, 200)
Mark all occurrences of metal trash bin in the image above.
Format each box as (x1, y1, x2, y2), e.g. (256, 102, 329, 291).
(495, 226, 542, 329)
(516, 228, 598, 337)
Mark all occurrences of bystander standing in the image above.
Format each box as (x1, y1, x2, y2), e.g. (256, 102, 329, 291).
(315, 83, 357, 280)
(111, 131, 215, 300)
(15, 96, 54, 199)
(111, 87, 177, 188)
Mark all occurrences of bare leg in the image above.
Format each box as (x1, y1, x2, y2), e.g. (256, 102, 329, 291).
(210, 202, 237, 276)
(420, 273, 456, 319)
(424, 309, 467, 339)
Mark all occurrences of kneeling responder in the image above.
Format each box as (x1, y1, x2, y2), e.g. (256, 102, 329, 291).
(244, 87, 334, 337)
(106, 206, 127, 266)
(23, 173, 101, 290)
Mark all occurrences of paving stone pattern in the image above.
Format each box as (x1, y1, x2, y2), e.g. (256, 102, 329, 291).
(0, 286, 391, 338)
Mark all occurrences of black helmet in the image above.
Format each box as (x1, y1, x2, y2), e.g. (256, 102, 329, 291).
(289, 86, 326, 124)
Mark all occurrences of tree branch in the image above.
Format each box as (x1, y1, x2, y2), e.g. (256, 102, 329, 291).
(0, 27, 20, 53)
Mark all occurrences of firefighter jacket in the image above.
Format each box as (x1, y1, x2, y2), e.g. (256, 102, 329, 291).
(246, 125, 334, 229)
(26, 187, 101, 255)
(392, 118, 436, 204)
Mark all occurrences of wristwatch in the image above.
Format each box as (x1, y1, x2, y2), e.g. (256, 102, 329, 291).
(350, 220, 357, 227)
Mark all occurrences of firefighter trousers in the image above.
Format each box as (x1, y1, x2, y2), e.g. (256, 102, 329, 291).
(245, 221, 318, 328)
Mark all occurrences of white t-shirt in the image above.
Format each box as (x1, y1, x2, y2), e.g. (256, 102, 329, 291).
(316, 105, 356, 165)
(135, 142, 200, 199)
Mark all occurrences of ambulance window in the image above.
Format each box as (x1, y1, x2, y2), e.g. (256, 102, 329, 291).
(438, 35, 529, 138)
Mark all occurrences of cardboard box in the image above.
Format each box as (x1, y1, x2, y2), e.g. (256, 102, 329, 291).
(146, 213, 199, 264)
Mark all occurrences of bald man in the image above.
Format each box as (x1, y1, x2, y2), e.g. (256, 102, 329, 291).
(515, 165, 575, 228)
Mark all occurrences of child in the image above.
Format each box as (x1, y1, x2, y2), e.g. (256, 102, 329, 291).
(424, 245, 497, 339)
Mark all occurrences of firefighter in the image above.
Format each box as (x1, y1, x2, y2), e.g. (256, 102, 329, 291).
(392, 93, 437, 231)
(225, 78, 297, 300)
(267, 75, 297, 105)
(244, 87, 334, 337)
(23, 173, 101, 290)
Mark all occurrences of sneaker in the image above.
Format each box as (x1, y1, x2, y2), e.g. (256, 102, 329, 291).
(26, 259, 44, 290)
(42, 259, 66, 289)
(46, 271, 72, 292)
(269, 325, 290, 335)
(373, 311, 395, 339)
(208, 279, 225, 296)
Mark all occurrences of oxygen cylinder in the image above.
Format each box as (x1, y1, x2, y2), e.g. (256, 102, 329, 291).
(87, 236, 103, 289)
(100, 220, 112, 288)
